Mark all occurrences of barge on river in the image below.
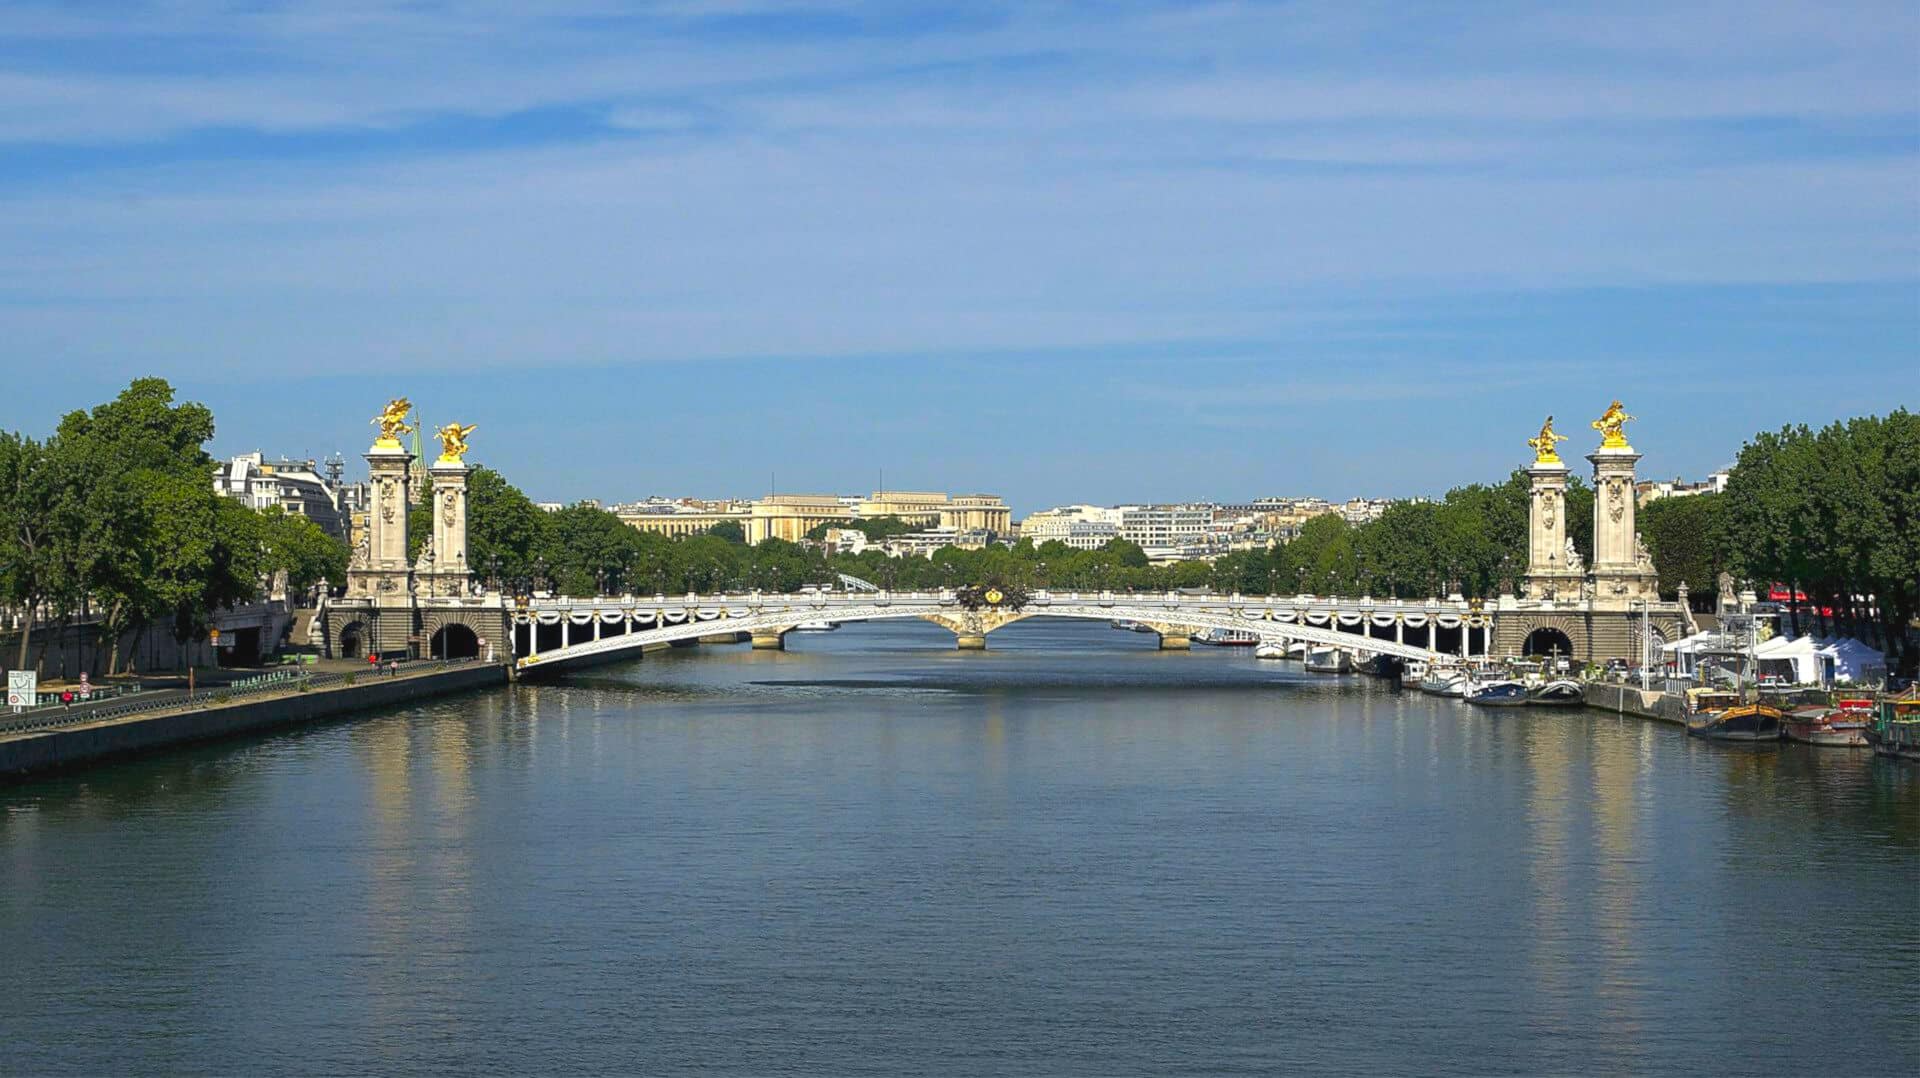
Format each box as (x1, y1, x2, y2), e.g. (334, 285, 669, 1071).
(1866, 695, 1920, 761)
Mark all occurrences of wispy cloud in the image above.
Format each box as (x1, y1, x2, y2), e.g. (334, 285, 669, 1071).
(0, 0, 1911, 504)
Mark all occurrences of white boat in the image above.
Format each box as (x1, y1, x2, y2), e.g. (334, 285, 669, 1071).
(791, 620, 839, 632)
(1304, 647, 1351, 673)
(1418, 665, 1470, 696)
(1194, 627, 1258, 647)
(1405, 658, 1431, 682)
(1111, 619, 1155, 633)
(1254, 641, 1287, 660)
(1528, 679, 1586, 706)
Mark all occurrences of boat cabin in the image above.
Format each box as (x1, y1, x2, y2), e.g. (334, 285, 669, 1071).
(1684, 688, 1742, 716)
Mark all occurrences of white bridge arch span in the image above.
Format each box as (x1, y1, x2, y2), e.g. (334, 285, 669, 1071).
(513, 591, 1484, 674)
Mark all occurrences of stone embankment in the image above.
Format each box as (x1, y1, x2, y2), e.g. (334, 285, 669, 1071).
(0, 661, 508, 778)
(1582, 681, 1685, 724)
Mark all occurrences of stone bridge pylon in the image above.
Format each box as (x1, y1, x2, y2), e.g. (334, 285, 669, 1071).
(316, 399, 509, 664)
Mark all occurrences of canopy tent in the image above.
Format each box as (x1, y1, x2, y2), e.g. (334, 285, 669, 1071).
(1752, 634, 1833, 686)
(1661, 631, 1717, 654)
(1663, 631, 1739, 677)
(1819, 636, 1886, 684)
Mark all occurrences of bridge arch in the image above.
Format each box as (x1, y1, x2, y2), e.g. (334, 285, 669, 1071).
(429, 623, 482, 660)
(512, 597, 1452, 674)
(336, 620, 368, 659)
(1522, 626, 1575, 659)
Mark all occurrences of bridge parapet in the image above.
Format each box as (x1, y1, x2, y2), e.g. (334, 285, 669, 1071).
(510, 589, 1490, 673)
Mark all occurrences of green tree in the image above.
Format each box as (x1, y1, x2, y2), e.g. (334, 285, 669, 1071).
(258, 507, 349, 594)
(1721, 411, 1919, 674)
(465, 466, 550, 581)
(1640, 494, 1725, 606)
(49, 379, 226, 672)
(545, 502, 644, 595)
(0, 433, 62, 670)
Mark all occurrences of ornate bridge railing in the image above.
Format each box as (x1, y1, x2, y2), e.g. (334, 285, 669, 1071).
(510, 590, 1491, 673)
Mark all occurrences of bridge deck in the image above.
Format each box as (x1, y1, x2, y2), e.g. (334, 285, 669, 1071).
(511, 590, 1489, 672)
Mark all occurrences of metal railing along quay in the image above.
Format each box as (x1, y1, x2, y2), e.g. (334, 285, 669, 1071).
(0, 658, 492, 738)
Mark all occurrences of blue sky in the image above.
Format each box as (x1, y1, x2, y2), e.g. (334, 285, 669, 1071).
(0, 1, 1914, 514)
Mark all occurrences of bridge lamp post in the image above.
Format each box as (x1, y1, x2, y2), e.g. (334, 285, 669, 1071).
(1296, 565, 1308, 597)
(1037, 561, 1048, 589)
(486, 554, 501, 594)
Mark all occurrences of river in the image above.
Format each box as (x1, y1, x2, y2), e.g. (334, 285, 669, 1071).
(3, 619, 1916, 1075)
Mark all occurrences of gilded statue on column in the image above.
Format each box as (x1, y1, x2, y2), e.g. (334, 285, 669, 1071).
(371, 398, 415, 448)
(1591, 400, 1634, 449)
(435, 422, 477, 463)
(1526, 415, 1567, 463)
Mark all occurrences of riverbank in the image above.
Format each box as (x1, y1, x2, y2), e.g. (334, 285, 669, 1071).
(1580, 681, 1686, 724)
(0, 660, 509, 778)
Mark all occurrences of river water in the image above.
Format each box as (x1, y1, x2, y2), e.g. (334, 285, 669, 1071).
(3, 619, 1916, 1075)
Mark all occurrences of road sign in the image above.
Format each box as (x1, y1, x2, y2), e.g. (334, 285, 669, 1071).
(8, 670, 37, 711)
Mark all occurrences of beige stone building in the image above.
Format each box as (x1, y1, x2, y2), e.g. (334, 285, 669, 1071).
(619, 490, 1009, 546)
(857, 491, 1011, 534)
(618, 508, 751, 539)
(747, 495, 849, 544)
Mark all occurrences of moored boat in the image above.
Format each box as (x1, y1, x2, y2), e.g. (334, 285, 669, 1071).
(1418, 664, 1469, 696)
(1253, 641, 1287, 660)
(1865, 695, 1920, 761)
(1782, 697, 1873, 747)
(1355, 654, 1405, 681)
(1466, 680, 1529, 706)
(1194, 627, 1259, 647)
(791, 619, 839, 632)
(1528, 679, 1585, 707)
(1304, 647, 1351, 674)
(1686, 702, 1783, 741)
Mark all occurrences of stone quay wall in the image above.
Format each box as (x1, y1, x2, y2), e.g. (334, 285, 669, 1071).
(0, 661, 508, 779)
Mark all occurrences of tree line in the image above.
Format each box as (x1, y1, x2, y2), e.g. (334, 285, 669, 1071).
(0, 379, 347, 674)
(6, 380, 1910, 675)
(1719, 411, 1917, 673)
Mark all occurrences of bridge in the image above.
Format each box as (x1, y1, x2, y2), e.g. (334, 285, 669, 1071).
(314, 396, 1691, 676)
(507, 591, 1490, 675)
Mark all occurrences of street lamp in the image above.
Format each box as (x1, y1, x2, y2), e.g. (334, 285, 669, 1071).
(486, 554, 501, 593)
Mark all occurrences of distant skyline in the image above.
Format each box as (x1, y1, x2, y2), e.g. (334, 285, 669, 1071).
(1, 2, 1914, 514)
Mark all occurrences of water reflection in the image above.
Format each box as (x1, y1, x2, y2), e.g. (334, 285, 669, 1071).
(1, 620, 1915, 1076)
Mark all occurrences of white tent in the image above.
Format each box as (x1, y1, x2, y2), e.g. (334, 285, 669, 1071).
(1752, 634, 1831, 685)
(1663, 631, 1737, 677)
(1820, 637, 1886, 684)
